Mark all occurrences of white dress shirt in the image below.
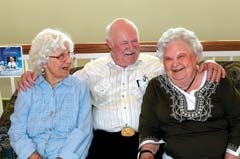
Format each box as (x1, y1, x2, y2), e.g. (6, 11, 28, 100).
(74, 54, 163, 132)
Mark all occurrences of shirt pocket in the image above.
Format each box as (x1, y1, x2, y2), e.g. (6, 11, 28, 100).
(54, 95, 78, 134)
(93, 79, 111, 97)
(135, 72, 150, 93)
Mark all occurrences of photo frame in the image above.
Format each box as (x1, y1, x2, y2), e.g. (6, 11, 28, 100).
(0, 46, 24, 77)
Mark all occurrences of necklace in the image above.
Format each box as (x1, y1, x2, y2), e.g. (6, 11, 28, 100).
(183, 70, 198, 92)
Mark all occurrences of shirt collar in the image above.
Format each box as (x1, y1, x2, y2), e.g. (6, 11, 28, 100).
(106, 55, 143, 70)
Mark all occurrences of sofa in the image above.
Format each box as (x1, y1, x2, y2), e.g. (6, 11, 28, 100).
(0, 62, 240, 158)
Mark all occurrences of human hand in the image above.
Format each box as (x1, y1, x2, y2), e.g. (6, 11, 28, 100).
(28, 151, 42, 159)
(198, 60, 226, 82)
(224, 152, 240, 159)
(17, 71, 38, 92)
(139, 152, 155, 159)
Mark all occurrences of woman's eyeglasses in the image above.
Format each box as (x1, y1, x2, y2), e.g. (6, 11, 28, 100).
(48, 52, 75, 62)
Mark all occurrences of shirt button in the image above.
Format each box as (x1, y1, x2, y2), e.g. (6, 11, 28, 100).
(49, 111, 53, 117)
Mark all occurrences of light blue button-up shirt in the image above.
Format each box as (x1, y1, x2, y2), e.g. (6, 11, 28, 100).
(8, 75, 93, 159)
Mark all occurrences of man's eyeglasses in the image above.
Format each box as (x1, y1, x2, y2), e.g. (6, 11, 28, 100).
(48, 52, 75, 62)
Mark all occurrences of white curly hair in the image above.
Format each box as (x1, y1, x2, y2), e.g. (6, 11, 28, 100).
(157, 27, 203, 62)
(29, 28, 74, 74)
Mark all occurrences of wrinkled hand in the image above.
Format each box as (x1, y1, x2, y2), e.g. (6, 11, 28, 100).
(139, 153, 155, 159)
(28, 151, 42, 159)
(17, 71, 38, 92)
(198, 60, 226, 82)
(225, 152, 240, 159)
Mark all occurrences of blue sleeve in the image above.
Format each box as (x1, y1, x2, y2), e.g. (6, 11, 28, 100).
(8, 90, 36, 159)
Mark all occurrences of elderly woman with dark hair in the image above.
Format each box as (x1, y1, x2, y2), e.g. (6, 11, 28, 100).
(138, 27, 240, 159)
(8, 28, 93, 159)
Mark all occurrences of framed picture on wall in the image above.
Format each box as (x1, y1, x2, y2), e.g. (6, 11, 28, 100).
(0, 45, 24, 77)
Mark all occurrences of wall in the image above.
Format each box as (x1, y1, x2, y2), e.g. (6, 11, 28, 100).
(0, 0, 240, 45)
(0, 0, 240, 100)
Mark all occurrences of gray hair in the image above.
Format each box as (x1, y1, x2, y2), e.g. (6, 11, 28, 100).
(157, 27, 203, 62)
(29, 28, 74, 74)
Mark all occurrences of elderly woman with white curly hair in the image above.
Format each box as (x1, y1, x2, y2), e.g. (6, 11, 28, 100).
(8, 28, 93, 159)
(138, 27, 240, 159)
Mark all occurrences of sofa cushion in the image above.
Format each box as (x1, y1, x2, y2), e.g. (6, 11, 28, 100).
(218, 61, 240, 91)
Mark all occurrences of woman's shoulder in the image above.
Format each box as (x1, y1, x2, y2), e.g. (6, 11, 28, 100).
(148, 75, 165, 86)
(218, 76, 238, 91)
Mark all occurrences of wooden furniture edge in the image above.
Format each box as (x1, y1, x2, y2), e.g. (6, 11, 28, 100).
(21, 40, 240, 55)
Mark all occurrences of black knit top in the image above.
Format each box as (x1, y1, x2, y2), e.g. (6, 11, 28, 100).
(139, 75, 240, 159)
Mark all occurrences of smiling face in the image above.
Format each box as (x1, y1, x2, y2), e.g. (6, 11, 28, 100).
(163, 40, 198, 87)
(106, 19, 140, 68)
(9, 56, 15, 62)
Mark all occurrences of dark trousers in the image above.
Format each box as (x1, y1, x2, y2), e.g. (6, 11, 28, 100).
(87, 130, 139, 159)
